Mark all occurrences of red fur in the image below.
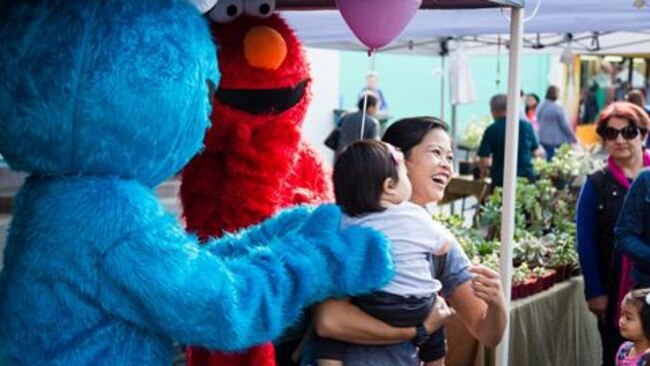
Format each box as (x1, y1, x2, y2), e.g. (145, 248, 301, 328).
(180, 13, 333, 366)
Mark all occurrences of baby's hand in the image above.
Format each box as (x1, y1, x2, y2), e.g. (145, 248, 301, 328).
(423, 296, 454, 334)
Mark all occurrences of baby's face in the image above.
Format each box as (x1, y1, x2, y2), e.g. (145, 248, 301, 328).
(619, 301, 645, 342)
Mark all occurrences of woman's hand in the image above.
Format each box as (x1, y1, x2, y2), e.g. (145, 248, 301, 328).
(423, 296, 454, 334)
(587, 295, 608, 322)
(469, 265, 505, 307)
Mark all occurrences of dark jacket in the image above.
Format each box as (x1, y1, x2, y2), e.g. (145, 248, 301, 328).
(615, 168, 650, 287)
(586, 169, 628, 322)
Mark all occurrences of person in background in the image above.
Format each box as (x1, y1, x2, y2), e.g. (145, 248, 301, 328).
(537, 85, 577, 161)
(614, 104, 650, 293)
(359, 71, 388, 111)
(577, 101, 650, 366)
(336, 94, 380, 156)
(477, 94, 543, 188)
(311, 117, 507, 366)
(615, 289, 650, 366)
(525, 93, 541, 133)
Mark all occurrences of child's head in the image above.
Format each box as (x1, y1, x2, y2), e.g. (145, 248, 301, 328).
(333, 140, 411, 217)
(620, 289, 650, 342)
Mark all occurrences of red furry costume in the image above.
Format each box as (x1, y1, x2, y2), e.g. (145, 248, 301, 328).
(180, 11, 333, 366)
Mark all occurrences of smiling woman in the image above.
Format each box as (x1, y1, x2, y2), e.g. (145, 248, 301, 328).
(383, 117, 455, 204)
(311, 116, 507, 366)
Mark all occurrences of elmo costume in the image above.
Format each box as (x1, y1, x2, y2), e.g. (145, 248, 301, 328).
(0, 1, 394, 365)
(181, 2, 334, 366)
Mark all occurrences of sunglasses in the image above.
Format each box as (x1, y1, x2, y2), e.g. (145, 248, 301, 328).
(599, 126, 646, 141)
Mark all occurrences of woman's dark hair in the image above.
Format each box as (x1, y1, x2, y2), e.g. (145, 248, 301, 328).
(623, 289, 650, 341)
(382, 116, 448, 159)
(333, 140, 399, 217)
(525, 93, 540, 113)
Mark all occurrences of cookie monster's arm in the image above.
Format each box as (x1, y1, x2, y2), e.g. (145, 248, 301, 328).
(200, 205, 312, 258)
(98, 204, 393, 352)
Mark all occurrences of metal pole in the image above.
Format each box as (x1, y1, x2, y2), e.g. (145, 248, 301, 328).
(440, 55, 446, 119)
(450, 103, 457, 215)
(495, 6, 524, 366)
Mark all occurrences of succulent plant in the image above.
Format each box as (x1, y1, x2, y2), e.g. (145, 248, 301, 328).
(513, 263, 531, 285)
(514, 230, 549, 266)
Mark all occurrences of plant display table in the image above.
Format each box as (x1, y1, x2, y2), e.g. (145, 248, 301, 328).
(447, 277, 601, 366)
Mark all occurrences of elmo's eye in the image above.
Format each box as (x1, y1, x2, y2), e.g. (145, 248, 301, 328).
(208, 0, 244, 23)
(244, 0, 276, 18)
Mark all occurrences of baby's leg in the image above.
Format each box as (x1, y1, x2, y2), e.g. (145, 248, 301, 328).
(418, 326, 446, 365)
(317, 360, 344, 366)
(423, 357, 445, 366)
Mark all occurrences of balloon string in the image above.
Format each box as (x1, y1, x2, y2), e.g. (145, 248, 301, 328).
(360, 50, 376, 140)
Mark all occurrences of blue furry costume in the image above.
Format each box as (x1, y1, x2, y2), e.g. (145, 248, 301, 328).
(0, 1, 393, 364)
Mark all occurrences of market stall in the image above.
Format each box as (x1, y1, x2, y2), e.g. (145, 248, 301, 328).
(283, 5, 648, 364)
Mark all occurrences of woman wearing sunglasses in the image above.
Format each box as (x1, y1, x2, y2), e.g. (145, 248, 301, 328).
(577, 101, 650, 366)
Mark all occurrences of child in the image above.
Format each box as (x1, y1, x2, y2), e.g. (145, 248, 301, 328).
(314, 140, 453, 366)
(617, 289, 650, 365)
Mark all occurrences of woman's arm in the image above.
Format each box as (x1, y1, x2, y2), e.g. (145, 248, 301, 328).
(575, 179, 608, 320)
(313, 296, 452, 345)
(448, 266, 507, 348)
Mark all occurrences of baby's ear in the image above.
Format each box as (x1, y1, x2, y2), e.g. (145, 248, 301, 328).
(383, 177, 396, 194)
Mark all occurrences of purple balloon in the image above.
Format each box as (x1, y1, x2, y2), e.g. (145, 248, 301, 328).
(335, 0, 422, 51)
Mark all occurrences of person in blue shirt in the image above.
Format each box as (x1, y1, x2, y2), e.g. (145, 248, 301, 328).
(578, 102, 650, 365)
(477, 94, 543, 188)
(537, 85, 577, 161)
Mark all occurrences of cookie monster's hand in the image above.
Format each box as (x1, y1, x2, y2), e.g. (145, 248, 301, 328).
(289, 204, 395, 297)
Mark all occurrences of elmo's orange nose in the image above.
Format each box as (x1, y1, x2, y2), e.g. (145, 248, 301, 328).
(244, 26, 287, 70)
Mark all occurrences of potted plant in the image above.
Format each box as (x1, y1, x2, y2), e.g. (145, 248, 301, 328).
(545, 230, 579, 282)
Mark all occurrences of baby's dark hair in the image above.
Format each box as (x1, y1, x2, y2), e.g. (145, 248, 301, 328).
(333, 140, 399, 217)
(624, 289, 650, 340)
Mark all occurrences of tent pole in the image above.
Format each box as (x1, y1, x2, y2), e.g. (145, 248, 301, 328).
(495, 6, 523, 366)
(440, 55, 446, 120)
(450, 103, 457, 215)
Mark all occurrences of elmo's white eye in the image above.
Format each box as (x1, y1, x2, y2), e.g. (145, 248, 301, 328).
(187, 0, 219, 14)
(208, 0, 244, 23)
(244, 0, 275, 18)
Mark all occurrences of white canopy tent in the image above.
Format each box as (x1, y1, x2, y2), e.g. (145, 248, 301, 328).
(283, 0, 650, 53)
(280, 2, 649, 366)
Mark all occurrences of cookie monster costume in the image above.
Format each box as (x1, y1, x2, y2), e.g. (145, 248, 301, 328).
(0, 1, 394, 365)
(180, 2, 333, 365)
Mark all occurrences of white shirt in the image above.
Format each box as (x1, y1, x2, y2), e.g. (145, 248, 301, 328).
(342, 201, 453, 298)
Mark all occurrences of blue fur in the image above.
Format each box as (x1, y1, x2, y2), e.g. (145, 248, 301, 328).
(0, 0, 394, 365)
